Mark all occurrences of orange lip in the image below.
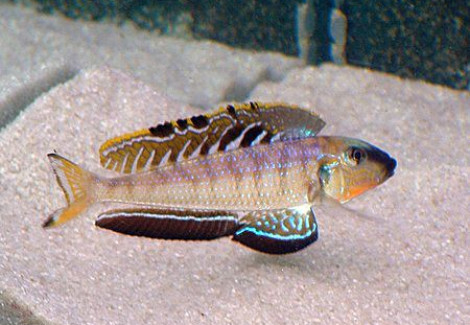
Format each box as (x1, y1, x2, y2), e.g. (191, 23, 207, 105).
(344, 184, 375, 201)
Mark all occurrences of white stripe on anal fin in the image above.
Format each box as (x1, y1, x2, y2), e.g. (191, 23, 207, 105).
(95, 210, 240, 239)
(97, 211, 238, 222)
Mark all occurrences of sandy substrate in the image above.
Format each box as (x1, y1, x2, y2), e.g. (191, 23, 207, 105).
(1, 4, 469, 325)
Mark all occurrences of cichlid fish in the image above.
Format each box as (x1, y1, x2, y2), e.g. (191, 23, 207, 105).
(45, 103, 396, 254)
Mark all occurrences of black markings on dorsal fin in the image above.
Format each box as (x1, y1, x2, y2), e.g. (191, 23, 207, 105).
(191, 115, 209, 128)
(218, 125, 245, 151)
(241, 125, 265, 147)
(260, 132, 273, 144)
(149, 122, 174, 137)
(200, 140, 211, 156)
(249, 102, 259, 112)
(176, 118, 189, 130)
(99, 102, 326, 174)
(226, 105, 237, 118)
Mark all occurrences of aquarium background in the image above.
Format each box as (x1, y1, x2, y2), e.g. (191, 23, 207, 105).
(0, 1, 469, 325)
(5, 0, 470, 90)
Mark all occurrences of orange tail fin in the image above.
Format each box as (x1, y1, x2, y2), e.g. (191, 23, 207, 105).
(44, 154, 95, 228)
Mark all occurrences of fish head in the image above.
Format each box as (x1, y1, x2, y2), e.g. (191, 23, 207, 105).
(318, 137, 396, 203)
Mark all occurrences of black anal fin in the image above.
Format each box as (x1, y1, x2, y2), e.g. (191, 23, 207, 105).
(232, 205, 319, 254)
(96, 208, 239, 240)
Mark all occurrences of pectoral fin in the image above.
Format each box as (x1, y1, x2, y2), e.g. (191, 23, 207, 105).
(232, 205, 319, 254)
(95, 208, 239, 240)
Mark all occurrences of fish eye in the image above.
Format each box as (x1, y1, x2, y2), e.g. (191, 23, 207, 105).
(348, 147, 367, 165)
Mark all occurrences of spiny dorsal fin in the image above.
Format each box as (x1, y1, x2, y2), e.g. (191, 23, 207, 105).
(99, 102, 325, 174)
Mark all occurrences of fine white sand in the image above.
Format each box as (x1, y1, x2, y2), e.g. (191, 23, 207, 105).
(0, 4, 469, 325)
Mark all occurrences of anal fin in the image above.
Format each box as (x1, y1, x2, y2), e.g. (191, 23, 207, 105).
(95, 208, 239, 240)
(233, 205, 319, 254)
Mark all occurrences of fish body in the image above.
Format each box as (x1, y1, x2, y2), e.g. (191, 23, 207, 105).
(45, 103, 396, 254)
(96, 137, 320, 211)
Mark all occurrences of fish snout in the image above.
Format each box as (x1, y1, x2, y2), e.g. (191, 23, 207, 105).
(385, 157, 397, 178)
(366, 144, 397, 179)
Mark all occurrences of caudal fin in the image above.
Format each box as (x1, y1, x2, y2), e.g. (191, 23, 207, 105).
(44, 154, 95, 228)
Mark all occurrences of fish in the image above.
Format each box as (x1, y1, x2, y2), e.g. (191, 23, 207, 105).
(44, 103, 396, 254)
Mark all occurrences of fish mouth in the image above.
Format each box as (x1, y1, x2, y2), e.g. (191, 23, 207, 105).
(385, 157, 397, 178)
(366, 144, 397, 179)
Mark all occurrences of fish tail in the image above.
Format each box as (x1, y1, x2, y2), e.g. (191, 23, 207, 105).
(43, 153, 96, 228)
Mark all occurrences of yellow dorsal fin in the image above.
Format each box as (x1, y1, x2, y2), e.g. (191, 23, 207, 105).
(99, 102, 326, 174)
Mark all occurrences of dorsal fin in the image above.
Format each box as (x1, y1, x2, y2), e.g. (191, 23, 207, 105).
(99, 102, 325, 173)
